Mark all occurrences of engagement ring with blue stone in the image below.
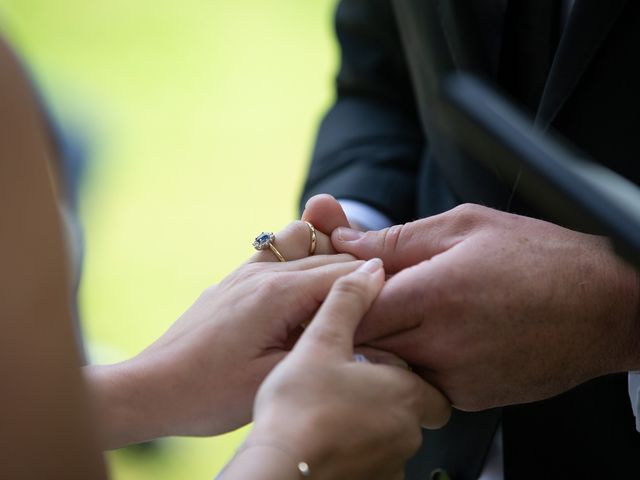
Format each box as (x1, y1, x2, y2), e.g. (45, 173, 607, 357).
(252, 231, 286, 262)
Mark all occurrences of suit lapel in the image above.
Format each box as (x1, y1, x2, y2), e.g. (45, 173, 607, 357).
(393, 0, 517, 209)
(435, 0, 507, 78)
(399, 0, 628, 129)
(536, 0, 628, 128)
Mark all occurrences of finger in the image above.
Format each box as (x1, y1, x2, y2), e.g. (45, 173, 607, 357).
(352, 263, 437, 346)
(331, 213, 461, 273)
(249, 220, 335, 263)
(293, 258, 385, 360)
(417, 380, 452, 429)
(364, 365, 450, 430)
(290, 259, 366, 302)
(251, 253, 358, 272)
(277, 259, 367, 331)
(301, 194, 351, 235)
(383, 367, 452, 430)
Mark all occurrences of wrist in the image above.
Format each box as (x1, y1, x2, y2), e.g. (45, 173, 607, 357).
(218, 442, 305, 480)
(247, 412, 334, 478)
(83, 361, 164, 449)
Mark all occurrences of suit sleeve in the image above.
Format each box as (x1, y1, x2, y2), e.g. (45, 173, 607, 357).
(300, 0, 425, 224)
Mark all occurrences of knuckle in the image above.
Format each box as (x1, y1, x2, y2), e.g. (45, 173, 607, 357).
(333, 274, 369, 301)
(380, 224, 406, 256)
(448, 203, 485, 231)
(449, 203, 504, 232)
(452, 202, 483, 216)
(310, 325, 344, 347)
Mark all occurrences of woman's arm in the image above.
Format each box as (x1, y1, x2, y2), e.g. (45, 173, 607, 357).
(0, 37, 107, 479)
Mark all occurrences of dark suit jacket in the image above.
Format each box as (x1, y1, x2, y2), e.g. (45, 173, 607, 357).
(301, 1, 640, 478)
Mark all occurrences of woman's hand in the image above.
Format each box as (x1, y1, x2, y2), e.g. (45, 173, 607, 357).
(221, 259, 451, 480)
(84, 221, 362, 449)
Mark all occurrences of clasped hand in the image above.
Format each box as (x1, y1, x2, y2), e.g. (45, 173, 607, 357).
(85, 219, 450, 480)
(303, 194, 640, 411)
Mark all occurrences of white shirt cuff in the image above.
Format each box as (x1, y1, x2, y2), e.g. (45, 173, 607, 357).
(338, 199, 393, 231)
(629, 372, 640, 433)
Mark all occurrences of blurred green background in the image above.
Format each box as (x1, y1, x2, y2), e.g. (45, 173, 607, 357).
(0, 0, 338, 477)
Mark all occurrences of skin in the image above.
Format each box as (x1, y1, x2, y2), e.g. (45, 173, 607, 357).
(303, 194, 640, 411)
(221, 259, 450, 480)
(84, 221, 352, 447)
(85, 219, 451, 477)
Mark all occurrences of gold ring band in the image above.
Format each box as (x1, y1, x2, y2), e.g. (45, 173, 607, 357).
(268, 243, 286, 262)
(304, 221, 317, 255)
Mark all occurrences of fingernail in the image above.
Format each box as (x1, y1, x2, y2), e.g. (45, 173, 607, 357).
(358, 258, 383, 274)
(336, 227, 364, 242)
(381, 357, 410, 370)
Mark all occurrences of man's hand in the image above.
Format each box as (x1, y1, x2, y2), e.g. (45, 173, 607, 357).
(328, 203, 640, 410)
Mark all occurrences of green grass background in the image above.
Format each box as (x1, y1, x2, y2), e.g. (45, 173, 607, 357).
(0, 0, 338, 477)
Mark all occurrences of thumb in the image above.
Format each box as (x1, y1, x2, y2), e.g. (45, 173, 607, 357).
(293, 258, 384, 361)
(331, 220, 444, 273)
(302, 194, 351, 235)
